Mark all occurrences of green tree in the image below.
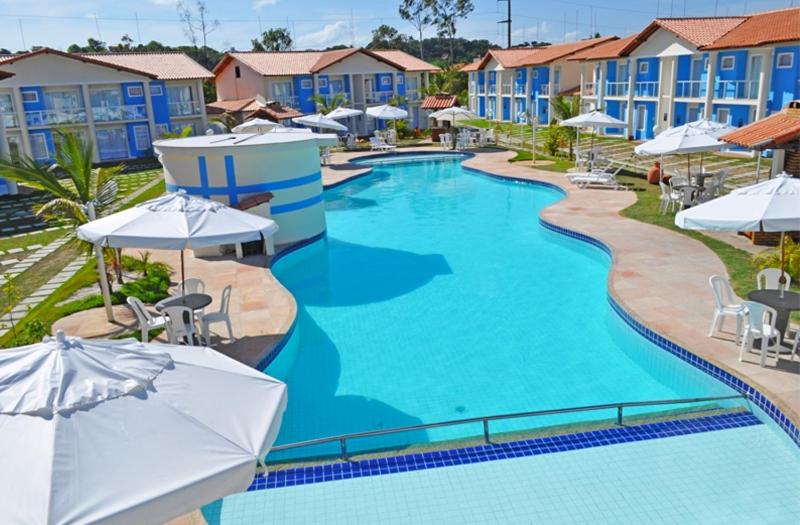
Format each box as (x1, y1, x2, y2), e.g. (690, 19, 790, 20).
(431, 0, 474, 64)
(549, 94, 581, 159)
(0, 130, 121, 227)
(251, 28, 293, 52)
(399, 0, 434, 60)
(367, 25, 411, 50)
(1, 275, 21, 344)
(177, 1, 219, 67)
(309, 92, 349, 114)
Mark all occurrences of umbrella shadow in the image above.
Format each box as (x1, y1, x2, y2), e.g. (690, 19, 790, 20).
(274, 236, 452, 307)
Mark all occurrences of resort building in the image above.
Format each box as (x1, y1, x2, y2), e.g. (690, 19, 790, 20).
(0, 48, 213, 166)
(212, 48, 440, 133)
(466, 7, 800, 141)
(461, 37, 617, 125)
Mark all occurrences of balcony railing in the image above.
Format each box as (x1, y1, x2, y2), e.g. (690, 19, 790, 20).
(25, 108, 87, 127)
(715, 80, 758, 100)
(92, 104, 148, 122)
(675, 80, 705, 98)
(501, 84, 512, 96)
(582, 82, 596, 96)
(477, 84, 485, 95)
(364, 91, 393, 105)
(406, 89, 421, 102)
(168, 100, 205, 117)
(1, 112, 19, 128)
(514, 84, 526, 96)
(634, 81, 659, 98)
(488, 85, 496, 95)
(605, 81, 629, 97)
(539, 84, 550, 96)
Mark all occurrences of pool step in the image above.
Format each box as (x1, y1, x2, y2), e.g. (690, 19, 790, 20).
(252, 410, 761, 491)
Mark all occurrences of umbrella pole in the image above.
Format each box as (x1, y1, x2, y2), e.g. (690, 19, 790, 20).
(180, 250, 186, 296)
(755, 153, 762, 183)
(87, 202, 114, 322)
(779, 232, 787, 299)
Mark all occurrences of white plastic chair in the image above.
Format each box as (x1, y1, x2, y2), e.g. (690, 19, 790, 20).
(320, 146, 332, 165)
(369, 137, 395, 151)
(177, 278, 205, 296)
(757, 268, 791, 292)
(658, 181, 680, 214)
(345, 133, 356, 150)
(708, 275, 746, 343)
(678, 186, 699, 209)
(201, 285, 234, 346)
(740, 301, 781, 367)
(439, 133, 450, 150)
(163, 305, 199, 346)
(567, 165, 624, 190)
(126, 296, 166, 343)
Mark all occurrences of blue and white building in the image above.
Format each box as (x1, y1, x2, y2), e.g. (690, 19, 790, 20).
(0, 48, 213, 177)
(570, 7, 800, 140)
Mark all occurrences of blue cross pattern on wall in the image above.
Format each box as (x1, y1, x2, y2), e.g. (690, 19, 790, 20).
(165, 154, 324, 214)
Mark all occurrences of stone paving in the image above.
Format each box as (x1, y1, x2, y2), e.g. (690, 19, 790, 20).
(0, 233, 70, 279)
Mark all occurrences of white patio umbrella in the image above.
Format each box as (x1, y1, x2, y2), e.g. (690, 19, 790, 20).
(561, 110, 627, 168)
(77, 191, 279, 317)
(429, 107, 478, 149)
(232, 118, 280, 134)
(0, 331, 287, 525)
(676, 172, 800, 293)
(635, 119, 736, 176)
(325, 106, 364, 120)
(269, 126, 313, 133)
(366, 104, 408, 135)
(292, 113, 348, 132)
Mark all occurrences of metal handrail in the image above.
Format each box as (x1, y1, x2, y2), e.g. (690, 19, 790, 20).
(271, 394, 745, 461)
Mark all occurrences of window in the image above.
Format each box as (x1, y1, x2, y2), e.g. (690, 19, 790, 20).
(127, 85, 144, 98)
(776, 52, 794, 69)
(21, 91, 38, 103)
(43, 89, 83, 110)
(380, 76, 391, 86)
(396, 74, 403, 85)
(638, 61, 649, 75)
(516, 69, 522, 80)
(720, 56, 735, 71)
(234, 66, 241, 78)
(271, 82, 292, 99)
(330, 79, 344, 93)
(300, 78, 313, 89)
(318, 77, 328, 88)
(532, 70, 538, 79)
(96, 127, 129, 161)
(716, 108, 730, 124)
(30, 133, 49, 160)
(155, 123, 170, 137)
(149, 85, 163, 97)
(133, 125, 151, 151)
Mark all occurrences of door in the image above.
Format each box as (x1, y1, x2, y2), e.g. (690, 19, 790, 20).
(96, 127, 129, 161)
(364, 78, 375, 102)
(688, 105, 700, 122)
(636, 105, 647, 139)
(691, 58, 704, 97)
(748, 55, 762, 99)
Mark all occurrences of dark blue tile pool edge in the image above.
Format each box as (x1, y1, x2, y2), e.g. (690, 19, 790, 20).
(251, 412, 761, 491)
(538, 218, 800, 448)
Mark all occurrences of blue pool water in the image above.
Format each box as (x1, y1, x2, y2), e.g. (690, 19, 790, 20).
(265, 155, 734, 455)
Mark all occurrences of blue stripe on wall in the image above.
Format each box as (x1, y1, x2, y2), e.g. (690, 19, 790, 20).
(224, 155, 238, 205)
(197, 156, 210, 199)
(271, 194, 324, 215)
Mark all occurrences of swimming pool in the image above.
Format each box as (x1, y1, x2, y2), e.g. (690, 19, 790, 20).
(265, 154, 735, 456)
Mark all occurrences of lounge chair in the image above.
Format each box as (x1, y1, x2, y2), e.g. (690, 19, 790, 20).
(369, 137, 395, 151)
(567, 165, 624, 190)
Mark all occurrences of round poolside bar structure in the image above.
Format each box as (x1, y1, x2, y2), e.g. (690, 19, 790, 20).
(153, 132, 339, 246)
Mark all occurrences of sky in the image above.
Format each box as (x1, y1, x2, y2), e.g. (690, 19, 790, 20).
(0, 0, 796, 53)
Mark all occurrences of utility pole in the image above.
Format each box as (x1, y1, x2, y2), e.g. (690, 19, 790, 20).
(498, 0, 511, 48)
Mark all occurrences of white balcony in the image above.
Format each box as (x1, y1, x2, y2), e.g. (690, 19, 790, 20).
(605, 81, 629, 97)
(364, 92, 393, 105)
(675, 80, 705, 98)
(1, 112, 19, 128)
(477, 85, 485, 95)
(715, 80, 758, 100)
(501, 84, 512, 96)
(25, 108, 87, 127)
(539, 84, 550, 96)
(514, 84, 526, 96)
(634, 81, 659, 98)
(92, 104, 147, 122)
(582, 82, 596, 96)
(168, 100, 205, 117)
(488, 85, 496, 95)
(406, 90, 421, 102)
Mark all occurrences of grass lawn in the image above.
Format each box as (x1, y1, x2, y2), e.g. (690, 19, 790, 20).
(507, 150, 575, 173)
(0, 227, 67, 255)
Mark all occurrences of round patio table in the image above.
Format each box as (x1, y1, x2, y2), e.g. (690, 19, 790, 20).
(155, 293, 212, 312)
(746, 289, 800, 344)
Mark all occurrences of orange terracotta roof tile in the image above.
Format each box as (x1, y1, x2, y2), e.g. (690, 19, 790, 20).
(620, 17, 746, 55)
(475, 37, 616, 70)
(220, 51, 325, 76)
(420, 94, 459, 110)
(0, 47, 156, 78)
(568, 35, 635, 61)
(310, 48, 362, 72)
(206, 98, 257, 113)
(371, 50, 440, 72)
(703, 7, 800, 49)
(81, 52, 213, 80)
(721, 103, 800, 149)
(460, 60, 482, 72)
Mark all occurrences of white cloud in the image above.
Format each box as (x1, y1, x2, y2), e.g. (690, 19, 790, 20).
(148, 0, 178, 6)
(563, 30, 579, 42)
(298, 20, 350, 48)
(253, 0, 278, 8)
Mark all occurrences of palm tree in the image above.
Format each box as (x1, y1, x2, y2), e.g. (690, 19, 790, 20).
(0, 129, 121, 228)
(309, 92, 349, 114)
(209, 111, 238, 132)
(549, 95, 581, 160)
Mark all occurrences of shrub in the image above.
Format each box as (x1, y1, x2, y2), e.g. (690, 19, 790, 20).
(752, 237, 800, 282)
(120, 268, 171, 304)
(542, 123, 568, 157)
